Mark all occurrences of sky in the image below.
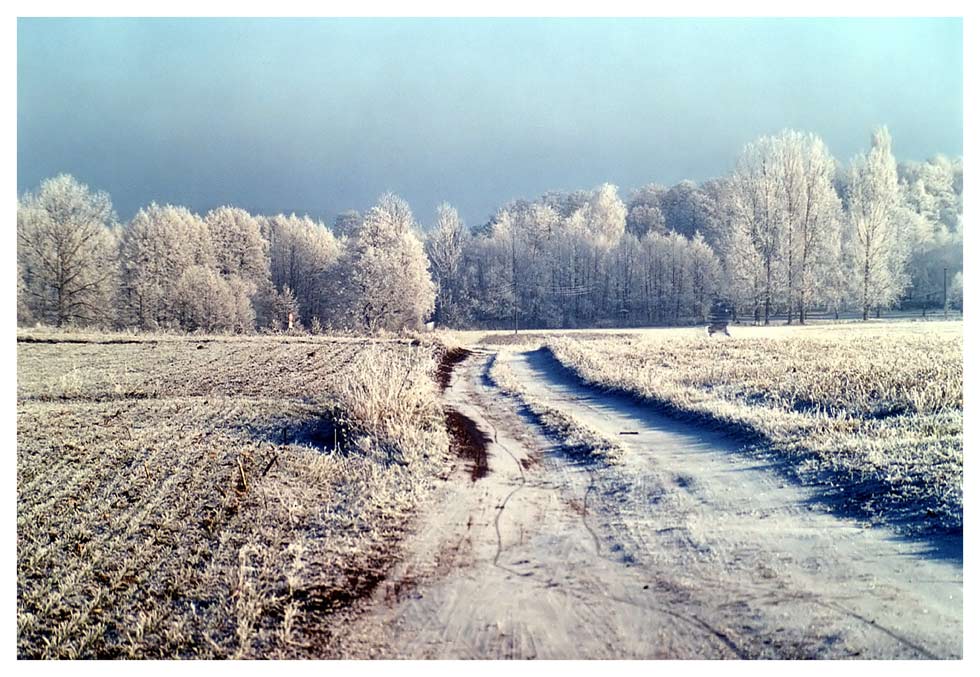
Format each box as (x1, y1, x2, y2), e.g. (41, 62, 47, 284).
(17, 18, 963, 228)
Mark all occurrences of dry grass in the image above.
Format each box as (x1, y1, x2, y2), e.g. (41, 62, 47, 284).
(545, 322, 963, 533)
(17, 331, 450, 658)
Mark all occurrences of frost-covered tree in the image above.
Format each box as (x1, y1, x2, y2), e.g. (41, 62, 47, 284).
(425, 202, 470, 327)
(540, 189, 591, 220)
(552, 185, 627, 324)
(900, 155, 961, 231)
(722, 217, 764, 324)
(332, 193, 436, 332)
(774, 131, 842, 323)
(694, 178, 731, 250)
(728, 136, 784, 324)
(688, 231, 722, 321)
(845, 127, 910, 320)
(585, 183, 627, 249)
(815, 212, 851, 320)
(626, 183, 667, 237)
(457, 184, 729, 328)
(464, 216, 517, 327)
(17, 174, 118, 327)
(259, 213, 341, 324)
(173, 265, 253, 333)
(721, 131, 842, 324)
(899, 155, 963, 312)
(17, 263, 33, 325)
(609, 232, 641, 323)
(666, 231, 691, 323)
(661, 180, 715, 238)
(118, 203, 215, 329)
(549, 207, 596, 326)
(204, 206, 270, 281)
(203, 206, 272, 329)
(519, 202, 564, 326)
(488, 208, 522, 329)
(949, 271, 963, 311)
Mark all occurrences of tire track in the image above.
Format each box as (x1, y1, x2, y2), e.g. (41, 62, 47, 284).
(469, 354, 534, 578)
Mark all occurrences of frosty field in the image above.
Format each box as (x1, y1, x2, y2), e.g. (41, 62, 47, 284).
(16, 320, 963, 659)
(17, 332, 451, 658)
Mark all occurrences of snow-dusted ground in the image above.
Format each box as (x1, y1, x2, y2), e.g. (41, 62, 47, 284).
(338, 348, 962, 659)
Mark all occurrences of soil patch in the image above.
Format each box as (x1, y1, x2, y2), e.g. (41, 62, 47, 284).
(444, 407, 491, 481)
(436, 347, 472, 391)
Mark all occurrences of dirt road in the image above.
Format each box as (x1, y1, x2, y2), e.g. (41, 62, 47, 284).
(338, 348, 962, 659)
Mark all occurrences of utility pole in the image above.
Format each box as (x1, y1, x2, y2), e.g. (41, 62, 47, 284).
(944, 267, 948, 320)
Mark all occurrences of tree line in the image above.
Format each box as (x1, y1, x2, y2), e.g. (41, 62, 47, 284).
(17, 126, 963, 333)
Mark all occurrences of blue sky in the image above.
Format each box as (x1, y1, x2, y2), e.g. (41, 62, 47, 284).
(18, 18, 963, 227)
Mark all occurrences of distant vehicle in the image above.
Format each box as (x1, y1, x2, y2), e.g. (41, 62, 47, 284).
(707, 298, 733, 337)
